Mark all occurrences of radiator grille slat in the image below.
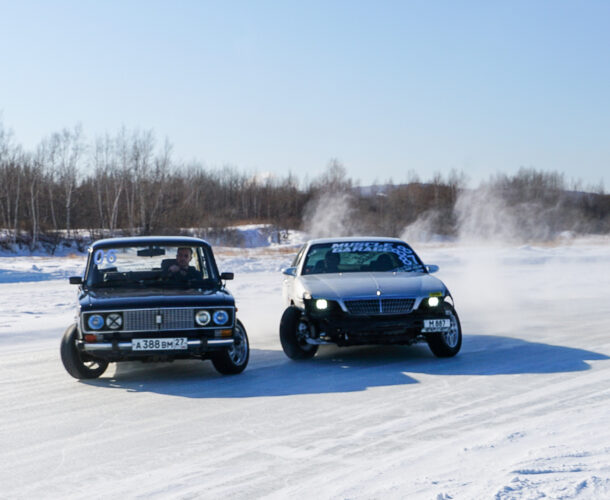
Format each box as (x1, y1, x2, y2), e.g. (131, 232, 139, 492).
(163, 308, 195, 330)
(344, 298, 415, 315)
(123, 308, 197, 331)
(344, 299, 380, 315)
(381, 298, 415, 314)
(124, 309, 157, 331)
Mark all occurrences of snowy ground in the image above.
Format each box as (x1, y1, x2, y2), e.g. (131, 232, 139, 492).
(1, 238, 609, 499)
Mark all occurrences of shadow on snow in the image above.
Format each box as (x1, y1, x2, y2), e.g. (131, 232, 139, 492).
(81, 334, 609, 398)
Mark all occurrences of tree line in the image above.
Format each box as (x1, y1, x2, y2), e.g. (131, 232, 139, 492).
(1, 123, 608, 250)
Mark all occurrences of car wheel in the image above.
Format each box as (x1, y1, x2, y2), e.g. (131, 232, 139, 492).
(212, 319, 249, 375)
(60, 324, 109, 379)
(426, 304, 462, 358)
(279, 306, 319, 360)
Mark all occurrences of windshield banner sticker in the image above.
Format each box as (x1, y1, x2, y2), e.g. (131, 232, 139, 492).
(93, 249, 117, 265)
(330, 242, 419, 268)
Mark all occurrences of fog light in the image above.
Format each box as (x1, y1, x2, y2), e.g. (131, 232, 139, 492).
(315, 299, 328, 310)
(428, 297, 440, 307)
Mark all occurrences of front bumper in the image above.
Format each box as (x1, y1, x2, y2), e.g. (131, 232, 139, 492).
(77, 334, 235, 361)
(306, 310, 451, 346)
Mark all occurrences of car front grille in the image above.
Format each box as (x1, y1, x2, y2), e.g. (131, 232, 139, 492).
(123, 308, 196, 332)
(344, 298, 415, 315)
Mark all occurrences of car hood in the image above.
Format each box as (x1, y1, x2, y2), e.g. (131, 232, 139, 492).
(298, 272, 446, 299)
(79, 287, 234, 311)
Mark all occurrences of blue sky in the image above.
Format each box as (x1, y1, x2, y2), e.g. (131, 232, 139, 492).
(1, 1, 609, 188)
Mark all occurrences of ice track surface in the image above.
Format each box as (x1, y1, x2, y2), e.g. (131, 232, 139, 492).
(1, 240, 609, 499)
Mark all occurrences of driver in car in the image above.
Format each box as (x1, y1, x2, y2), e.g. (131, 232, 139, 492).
(314, 250, 340, 273)
(163, 247, 200, 280)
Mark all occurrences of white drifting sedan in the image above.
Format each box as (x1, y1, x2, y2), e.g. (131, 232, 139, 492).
(280, 237, 462, 359)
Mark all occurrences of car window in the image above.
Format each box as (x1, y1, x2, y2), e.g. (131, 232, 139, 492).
(291, 245, 307, 268)
(302, 242, 424, 275)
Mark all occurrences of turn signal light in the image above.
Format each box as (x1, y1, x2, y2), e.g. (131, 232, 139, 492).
(84, 334, 98, 343)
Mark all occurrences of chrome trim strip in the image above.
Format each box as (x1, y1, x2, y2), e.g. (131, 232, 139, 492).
(82, 342, 132, 351)
(207, 339, 234, 346)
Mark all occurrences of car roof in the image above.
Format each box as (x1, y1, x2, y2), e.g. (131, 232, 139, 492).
(305, 236, 408, 246)
(89, 236, 211, 250)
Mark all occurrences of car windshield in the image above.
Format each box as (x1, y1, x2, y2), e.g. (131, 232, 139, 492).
(85, 244, 218, 289)
(302, 241, 425, 275)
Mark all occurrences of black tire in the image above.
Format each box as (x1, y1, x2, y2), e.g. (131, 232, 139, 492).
(426, 304, 462, 358)
(60, 324, 109, 379)
(279, 306, 318, 360)
(212, 319, 249, 375)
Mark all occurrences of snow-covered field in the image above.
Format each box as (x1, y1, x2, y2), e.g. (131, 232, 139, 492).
(1, 238, 609, 499)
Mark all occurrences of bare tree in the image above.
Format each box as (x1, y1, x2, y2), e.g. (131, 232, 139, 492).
(27, 147, 46, 247)
(0, 123, 24, 243)
(93, 134, 125, 234)
(48, 126, 84, 237)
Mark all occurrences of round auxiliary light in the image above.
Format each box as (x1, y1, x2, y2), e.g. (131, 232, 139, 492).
(428, 297, 440, 307)
(87, 314, 104, 330)
(213, 310, 229, 325)
(105, 313, 123, 330)
(315, 299, 328, 310)
(195, 310, 211, 326)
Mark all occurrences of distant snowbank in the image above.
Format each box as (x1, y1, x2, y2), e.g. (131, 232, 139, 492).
(225, 225, 307, 248)
(0, 238, 89, 258)
(0, 255, 85, 283)
(0, 225, 309, 257)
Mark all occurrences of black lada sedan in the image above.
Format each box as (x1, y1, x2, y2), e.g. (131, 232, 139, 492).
(61, 236, 249, 379)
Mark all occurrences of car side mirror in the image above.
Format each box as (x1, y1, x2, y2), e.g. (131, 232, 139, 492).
(282, 267, 297, 277)
(220, 272, 234, 281)
(425, 264, 439, 274)
(69, 276, 83, 285)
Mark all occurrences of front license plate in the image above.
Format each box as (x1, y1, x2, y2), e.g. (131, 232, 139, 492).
(422, 319, 451, 332)
(132, 338, 188, 351)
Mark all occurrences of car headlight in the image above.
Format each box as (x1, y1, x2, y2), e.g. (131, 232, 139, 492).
(105, 313, 123, 329)
(87, 314, 104, 330)
(427, 297, 440, 307)
(315, 299, 328, 310)
(195, 310, 211, 326)
(213, 310, 229, 325)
